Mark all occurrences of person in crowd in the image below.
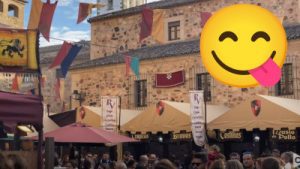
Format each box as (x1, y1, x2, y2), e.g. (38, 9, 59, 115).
(62, 154, 70, 166)
(100, 152, 112, 165)
(136, 154, 149, 169)
(281, 151, 293, 169)
(123, 151, 132, 166)
(64, 161, 75, 169)
(209, 159, 225, 169)
(191, 152, 208, 169)
(154, 159, 177, 169)
(0, 152, 9, 169)
(229, 153, 241, 161)
(254, 158, 262, 169)
(83, 158, 93, 169)
(149, 154, 159, 169)
(226, 160, 243, 169)
(127, 159, 137, 169)
(242, 152, 255, 169)
(116, 161, 128, 169)
(6, 154, 27, 169)
(272, 149, 281, 158)
(261, 157, 280, 169)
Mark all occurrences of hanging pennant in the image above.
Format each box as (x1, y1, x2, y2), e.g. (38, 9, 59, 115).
(38, 0, 58, 41)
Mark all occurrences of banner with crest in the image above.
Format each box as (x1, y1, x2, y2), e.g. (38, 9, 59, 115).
(0, 28, 38, 70)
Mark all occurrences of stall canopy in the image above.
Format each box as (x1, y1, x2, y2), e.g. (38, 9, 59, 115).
(208, 95, 300, 131)
(121, 100, 229, 134)
(32, 123, 137, 144)
(0, 91, 43, 129)
(76, 106, 142, 127)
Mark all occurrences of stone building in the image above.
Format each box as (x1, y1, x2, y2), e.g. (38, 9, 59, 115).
(39, 41, 90, 114)
(97, 0, 148, 14)
(0, 0, 25, 28)
(69, 0, 300, 109)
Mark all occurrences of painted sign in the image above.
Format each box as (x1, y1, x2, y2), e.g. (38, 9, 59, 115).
(101, 96, 119, 132)
(189, 90, 206, 146)
(172, 132, 192, 140)
(132, 133, 149, 140)
(0, 29, 38, 70)
(271, 129, 297, 141)
(218, 130, 243, 141)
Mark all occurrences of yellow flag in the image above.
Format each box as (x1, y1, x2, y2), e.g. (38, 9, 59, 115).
(151, 9, 165, 43)
(28, 0, 43, 29)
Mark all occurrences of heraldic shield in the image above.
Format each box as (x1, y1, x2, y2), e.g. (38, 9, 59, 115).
(251, 100, 261, 117)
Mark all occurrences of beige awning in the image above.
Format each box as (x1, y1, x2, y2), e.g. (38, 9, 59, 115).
(121, 101, 229, 134)
(207, 95, 300, 131)
(76, 106, 142, 127)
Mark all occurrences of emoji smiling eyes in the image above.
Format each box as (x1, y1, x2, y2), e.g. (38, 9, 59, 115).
(218, 31, 270, 42)
(251, 31, 270, 42)
(219, 31, 238, 42)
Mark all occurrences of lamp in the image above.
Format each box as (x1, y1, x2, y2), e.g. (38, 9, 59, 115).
(72, 90, 85, 106)
(17, 125, 34, 133)
(158, 136, 163, 143)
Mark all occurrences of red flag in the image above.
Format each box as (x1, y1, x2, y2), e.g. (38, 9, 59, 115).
(54, 78, 60, 100)
(11, 74, 19, 91)
(124, 56, 131, 76)
(49, 41, 72, 69)
(200, 12, 212, 28)
(77, 3, 91, 24)
(140, 8, 153, 41)
(155, 70, 185, 88)
(39, 0, 58, 41)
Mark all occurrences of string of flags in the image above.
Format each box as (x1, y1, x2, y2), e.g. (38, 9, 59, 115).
(125, 56, 140, 79)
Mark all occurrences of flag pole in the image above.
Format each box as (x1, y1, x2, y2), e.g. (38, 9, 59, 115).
(203, 74, 208, 147)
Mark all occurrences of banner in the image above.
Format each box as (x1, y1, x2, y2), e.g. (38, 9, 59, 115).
(190, 90, 206, 146)
(101, 96, 119, 132)
(155, 70, 185, 88)
(0, 29, 38, 70)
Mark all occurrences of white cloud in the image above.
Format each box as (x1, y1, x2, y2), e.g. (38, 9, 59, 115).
(39, 28, 91, 47)
(147, 0, 161, 3)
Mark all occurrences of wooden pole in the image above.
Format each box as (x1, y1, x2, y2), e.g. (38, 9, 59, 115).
(45, 137, 54, 169)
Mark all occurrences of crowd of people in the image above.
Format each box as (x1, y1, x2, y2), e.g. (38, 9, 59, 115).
(0, 152, 27, 169)
(54, 145, 300, 169)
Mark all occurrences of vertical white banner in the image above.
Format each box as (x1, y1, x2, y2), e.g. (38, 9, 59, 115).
(101, 96, 119, 132)
(189, 90, 206, 146)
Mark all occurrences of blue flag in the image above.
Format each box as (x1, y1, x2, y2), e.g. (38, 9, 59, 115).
(130, 57, 140, 80)
(61, 44, 82, 77)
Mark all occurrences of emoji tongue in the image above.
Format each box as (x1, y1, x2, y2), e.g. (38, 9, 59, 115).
(248, 58, 281, 87)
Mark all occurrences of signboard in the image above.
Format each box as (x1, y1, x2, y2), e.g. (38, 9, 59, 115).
(101, 96, 119, 132)
(270, 129, 297, 141)
(218, 130, 243, 141)
(172, 132, 192, 140)
(0, 29, 38, 70)
(131, 133, 149, 140)
(189, 90, 206, 146)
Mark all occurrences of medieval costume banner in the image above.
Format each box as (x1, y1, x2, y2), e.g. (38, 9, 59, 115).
(190, 90, 206, 146)
(155, 70, 185, 88)
(101, 96, 119, 132)
(0, 29, 38, 70)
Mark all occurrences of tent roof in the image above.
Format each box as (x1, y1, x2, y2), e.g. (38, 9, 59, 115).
(208, 95, 300, 131)
(0, 92, 43, 129)
(121, 101, 228, 134)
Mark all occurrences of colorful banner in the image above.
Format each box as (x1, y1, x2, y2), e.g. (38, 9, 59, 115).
(189, 90, 206, 146)
(0, 29, 38, 70)
(101, 96, 119, 132)
(155, 70, 185, 88)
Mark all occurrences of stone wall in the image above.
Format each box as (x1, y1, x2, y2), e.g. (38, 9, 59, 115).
(0, 0, 24, 28)
(40, 44, 90, 114)
(90, 0, 300, 59)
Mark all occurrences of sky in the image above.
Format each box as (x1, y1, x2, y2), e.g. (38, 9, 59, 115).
(24, 0, 161, 47)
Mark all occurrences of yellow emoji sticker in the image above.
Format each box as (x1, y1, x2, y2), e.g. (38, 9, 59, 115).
(200, 4, 287, 87)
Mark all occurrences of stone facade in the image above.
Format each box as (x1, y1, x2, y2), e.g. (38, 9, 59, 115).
(90, 0, 300, 59)
(0, 0, 25, 28)
(39, 42, 90, 114)
(71, 0, 300, 109)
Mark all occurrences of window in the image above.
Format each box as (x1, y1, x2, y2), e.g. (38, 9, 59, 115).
(8, 4, 18, 17)
(135, 80, 147, 107)
(0, 1, 3, 13)
(196, 73, 211, 101)
(107, 0, 113, 10)
(168, 21, 180, 41)
(275, 63, 293, 95)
